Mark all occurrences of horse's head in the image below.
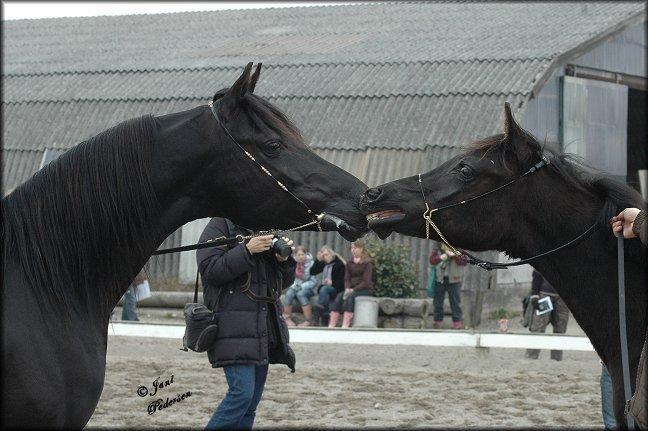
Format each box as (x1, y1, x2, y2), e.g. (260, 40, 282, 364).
(359, 103, 556, 250)
(153, 63, 368, 240)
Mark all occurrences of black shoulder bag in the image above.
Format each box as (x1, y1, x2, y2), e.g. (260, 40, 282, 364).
(181, 272, 220, 353)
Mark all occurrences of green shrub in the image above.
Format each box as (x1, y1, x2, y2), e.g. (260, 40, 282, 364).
(365, 237, 419, 298)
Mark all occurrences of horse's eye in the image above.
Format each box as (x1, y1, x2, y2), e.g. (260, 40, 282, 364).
(459, 165, 474, 179)
(263, 140, 282, 153)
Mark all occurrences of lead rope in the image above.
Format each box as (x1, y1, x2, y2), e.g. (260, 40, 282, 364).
(617, 235, 636, 428)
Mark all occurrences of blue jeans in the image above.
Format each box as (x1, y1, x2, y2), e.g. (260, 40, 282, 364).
(600, 364, 616, 430)
(121, 285, 139, 321)
(433, 277, 462, 322)
(283, 284, 315, 307)
(206, 364, 268, 430)
(317, 285, 337, 312)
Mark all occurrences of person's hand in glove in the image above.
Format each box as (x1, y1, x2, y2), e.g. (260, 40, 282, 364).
(530, 295, 540, 310)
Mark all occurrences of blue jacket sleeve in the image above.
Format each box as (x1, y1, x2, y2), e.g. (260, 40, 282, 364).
(196, 218, 255, 286)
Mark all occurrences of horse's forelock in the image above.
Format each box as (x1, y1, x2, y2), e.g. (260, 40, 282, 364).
(246, 94, 307, 147)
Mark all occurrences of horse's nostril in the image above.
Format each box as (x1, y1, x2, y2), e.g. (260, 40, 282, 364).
(365, 187, 383, 202)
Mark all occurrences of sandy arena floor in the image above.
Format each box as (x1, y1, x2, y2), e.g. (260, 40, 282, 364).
(87, 334, 603, 429)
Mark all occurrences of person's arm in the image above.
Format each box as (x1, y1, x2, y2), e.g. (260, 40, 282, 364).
(309, 259, 325, 276)
(354, 262, 373, 291)
(331, 261, 346, 293)
(634, 210, 647, 246)
(612, 208, 647, 246)
(196, 219, 255, 287)
(429, 250, 442, 266)
(344, 263, 351, 290)
(277, 256, 297, 289)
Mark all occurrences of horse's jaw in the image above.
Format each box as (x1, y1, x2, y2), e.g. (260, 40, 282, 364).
(319, 213, 368, 241)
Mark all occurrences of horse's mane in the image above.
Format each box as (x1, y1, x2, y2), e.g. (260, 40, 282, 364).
(466, 132, 646, 227)
(2, 115, 161, 315)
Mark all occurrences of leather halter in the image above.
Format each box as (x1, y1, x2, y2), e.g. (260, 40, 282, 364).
(209, 100, 323, 232)
(418, 153, 598, 270)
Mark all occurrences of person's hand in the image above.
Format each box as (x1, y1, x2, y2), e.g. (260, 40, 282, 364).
(275, 236, 294, 262)
(446, 250, 456, 258)
(530, 295, 540, 310)
(343, 288, 353, 300)
(246, 235, 274, 254)
(323, 278, 332, 286)
(316, 250, 324, 261)
(611, 208, 641, 239)
(440, 253, 448, 261)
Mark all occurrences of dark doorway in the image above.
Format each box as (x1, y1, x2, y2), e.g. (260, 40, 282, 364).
(627, 88, 647, 194)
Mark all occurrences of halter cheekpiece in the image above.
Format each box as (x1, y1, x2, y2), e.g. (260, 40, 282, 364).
(418, 155, 598, 270)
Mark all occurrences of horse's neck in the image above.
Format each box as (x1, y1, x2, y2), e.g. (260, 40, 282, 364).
(512, 180, 646, 364)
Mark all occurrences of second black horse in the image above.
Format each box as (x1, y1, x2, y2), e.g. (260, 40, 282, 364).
(360, 103, 646, 428)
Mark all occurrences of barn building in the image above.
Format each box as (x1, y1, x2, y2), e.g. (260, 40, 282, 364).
(3, 2, 646, 292)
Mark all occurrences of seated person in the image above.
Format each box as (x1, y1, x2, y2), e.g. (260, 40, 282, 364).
(329, 240, 373, 328)
(310, 245, 346, 326)
(282, 246, 318, 327)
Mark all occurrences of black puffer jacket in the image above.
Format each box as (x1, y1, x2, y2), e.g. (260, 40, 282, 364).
(196, 218, 296, 371)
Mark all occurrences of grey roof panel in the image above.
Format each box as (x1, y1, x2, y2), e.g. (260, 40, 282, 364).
(3, 3, 644, 74)
(2, 94, 522, 152)
(3, 59, 545, 103)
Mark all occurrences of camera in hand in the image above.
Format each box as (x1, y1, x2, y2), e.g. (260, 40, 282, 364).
(271, 235, 292, 258)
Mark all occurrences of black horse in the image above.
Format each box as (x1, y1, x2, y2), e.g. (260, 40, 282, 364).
(360, 103, 646, 427)
(1, 63, 368, 428)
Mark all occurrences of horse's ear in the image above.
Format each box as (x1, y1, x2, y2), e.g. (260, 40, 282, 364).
(249, 63, 262, 94)
(502, 102, 533, 163)
(226, 62, 254, 101)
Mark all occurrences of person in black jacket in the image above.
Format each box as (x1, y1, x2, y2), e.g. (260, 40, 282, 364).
(309, 245, 346, 326)
(197, 217, 296, 430)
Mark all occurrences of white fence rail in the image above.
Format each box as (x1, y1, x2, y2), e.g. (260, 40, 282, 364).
(108, 322, 594, 352)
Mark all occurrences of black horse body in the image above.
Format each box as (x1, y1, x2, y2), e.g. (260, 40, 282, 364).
(1, 64, 368, 428)
(361, 103, 646, 427)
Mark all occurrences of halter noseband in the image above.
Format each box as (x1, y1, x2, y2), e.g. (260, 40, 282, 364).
(418, 154, 598, 270)
(209, 100, 323, 232)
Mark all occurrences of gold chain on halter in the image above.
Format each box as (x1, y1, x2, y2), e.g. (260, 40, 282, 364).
(419, 173, 463, 257)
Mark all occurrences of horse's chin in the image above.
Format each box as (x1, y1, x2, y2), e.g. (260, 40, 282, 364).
(319, 213, 367, 241)
(365, 210, 406, 239)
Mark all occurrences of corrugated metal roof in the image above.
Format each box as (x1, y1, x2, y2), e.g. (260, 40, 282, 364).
(1, 149, 43, 192)
(3, 3, 643, 73)
(3, 60, 544, 103)
(2, 94, 523, 152)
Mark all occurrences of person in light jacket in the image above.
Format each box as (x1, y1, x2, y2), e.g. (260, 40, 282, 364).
(282, 246, 318, 327)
